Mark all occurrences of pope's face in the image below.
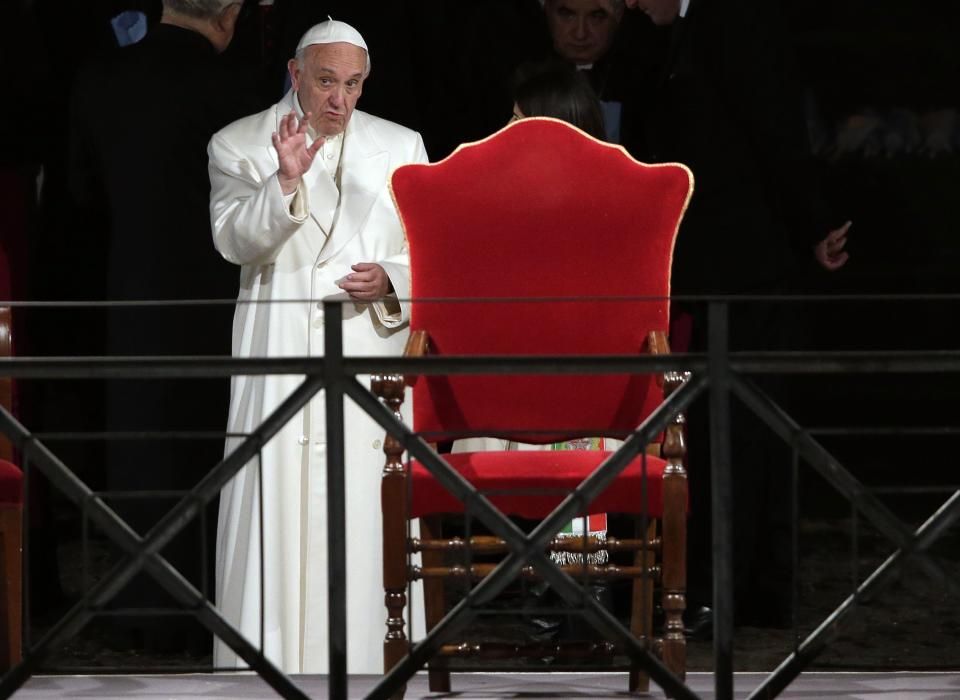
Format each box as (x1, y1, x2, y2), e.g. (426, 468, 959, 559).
(288, 42, 367, 137)
(626, 0, 681, 26)
(544, 0, 624, 65)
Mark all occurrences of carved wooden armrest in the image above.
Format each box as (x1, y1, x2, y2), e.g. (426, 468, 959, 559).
(371, 329, 428, 403)
(647, 330, 691, 390)
(402, 329, 429, 388)
(371, 330, 432, 465)
(645, 330, 689, 458)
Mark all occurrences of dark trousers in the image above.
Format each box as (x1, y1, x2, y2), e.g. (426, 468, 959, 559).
(682, 297, 797, 623)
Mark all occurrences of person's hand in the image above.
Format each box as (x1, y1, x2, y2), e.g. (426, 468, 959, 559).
(272, 112, 324, 195)
(338, 263, 392, 302)
(813, 220, 852, 271)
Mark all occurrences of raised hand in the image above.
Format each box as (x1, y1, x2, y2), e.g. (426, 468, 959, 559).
(813, 220, 852, 272)
(271, 112, 324, 195)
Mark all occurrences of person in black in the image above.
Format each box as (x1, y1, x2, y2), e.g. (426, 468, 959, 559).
(622, 0, 850, 633)
(68, 0, 267, 652)
(539, 0, 664, 147)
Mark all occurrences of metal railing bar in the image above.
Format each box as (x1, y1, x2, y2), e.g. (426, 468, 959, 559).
(5, 293, 960, 700)
(10, 291, 960, 308)
(324, 303, 348, 699)
(708, 302, 734, 700)
(0, 353, 709, 378)
(349, 374, 706, 700)
(346, 374, 703, 564)
(870, 485, 960, 495)
(730, 375, 956, 594)
(730, 350, 960, 374)
(6, 347, 960, 379)
(0, 376, 326, 699)
(747, 489, 960, 700)
(34, 431, 236, 441)
(34, 431, 252, 441)
(808, 427, 960, 437)
(729, 376, 958, 596)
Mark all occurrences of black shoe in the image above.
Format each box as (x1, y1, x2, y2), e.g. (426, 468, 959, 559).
(522, 581, 562, 643)
(683, 605, 713, 641)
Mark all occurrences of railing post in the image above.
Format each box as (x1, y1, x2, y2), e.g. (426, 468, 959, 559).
(708, 300, 734, 700)
(324, 300, 347, 700)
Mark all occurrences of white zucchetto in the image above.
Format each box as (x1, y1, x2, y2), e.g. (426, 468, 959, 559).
(295, 17, 371, 75)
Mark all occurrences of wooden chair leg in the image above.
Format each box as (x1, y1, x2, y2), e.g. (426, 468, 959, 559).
(629, 519, 656, 693)
(420, 515, 451, 692)
(0, 504, 22, 672)
(650, 361, 689, 683)
(377, 375, 409, 700)
(660, 455, 688, 679)
(382, 485, 408, 700)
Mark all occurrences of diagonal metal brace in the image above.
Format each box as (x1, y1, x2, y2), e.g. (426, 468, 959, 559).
(730, 374, 957, 596)
(748, 488, 960, 699)
(0, 374, 328, 700)
(347, 373, 707, 700)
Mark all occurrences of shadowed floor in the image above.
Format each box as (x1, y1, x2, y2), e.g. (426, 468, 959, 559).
(12, 671, 960, 699)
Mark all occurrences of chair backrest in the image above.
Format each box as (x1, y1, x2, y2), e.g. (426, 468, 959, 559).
(391, 118, 692, 442)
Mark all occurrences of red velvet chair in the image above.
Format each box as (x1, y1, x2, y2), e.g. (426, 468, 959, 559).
(0, 306, 22, 671)
(377, 118, 693, 694)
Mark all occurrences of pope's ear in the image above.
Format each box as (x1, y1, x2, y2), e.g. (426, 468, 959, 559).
(287, 58, 301, 91)
(217, 2, 242, 37)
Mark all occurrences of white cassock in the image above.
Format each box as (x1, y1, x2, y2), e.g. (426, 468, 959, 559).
(208, 89, 428, 674)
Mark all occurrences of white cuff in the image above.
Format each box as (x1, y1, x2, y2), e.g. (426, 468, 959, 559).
(280, 178, 308, 221)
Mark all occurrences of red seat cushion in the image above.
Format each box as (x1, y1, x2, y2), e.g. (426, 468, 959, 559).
(409, 450, 674, 520)
(0, 459, 22, 504)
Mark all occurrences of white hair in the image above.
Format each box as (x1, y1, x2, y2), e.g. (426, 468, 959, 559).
(295, 45, 371, 78)
(162, 0, 237, 20)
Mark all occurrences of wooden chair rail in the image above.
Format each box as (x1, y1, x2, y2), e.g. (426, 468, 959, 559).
(435, 639, 666, 660)
(410, 535, 661, 555)
(438, 640, 620, 660)
(412, 563, 661, 583)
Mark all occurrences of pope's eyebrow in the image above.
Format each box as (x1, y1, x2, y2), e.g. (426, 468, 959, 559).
(316, 67, 364, 79)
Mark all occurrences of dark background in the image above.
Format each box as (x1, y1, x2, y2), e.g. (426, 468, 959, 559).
(1, 0, 959, 671)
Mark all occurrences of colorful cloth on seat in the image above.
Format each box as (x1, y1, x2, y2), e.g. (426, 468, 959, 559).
(550, 438, 610, 565)
(453, 436, 615, 565)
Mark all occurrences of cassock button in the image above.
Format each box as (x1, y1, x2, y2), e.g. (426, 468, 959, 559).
(312, 317, 324, 329)
(372, 439, 382, 450)
(298, 436, 309, 446)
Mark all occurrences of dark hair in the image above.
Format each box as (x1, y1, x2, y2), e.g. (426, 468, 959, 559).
(512, 59, 606, 140)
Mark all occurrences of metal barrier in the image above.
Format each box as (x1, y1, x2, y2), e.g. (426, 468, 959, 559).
(0, 297, 957, 700)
